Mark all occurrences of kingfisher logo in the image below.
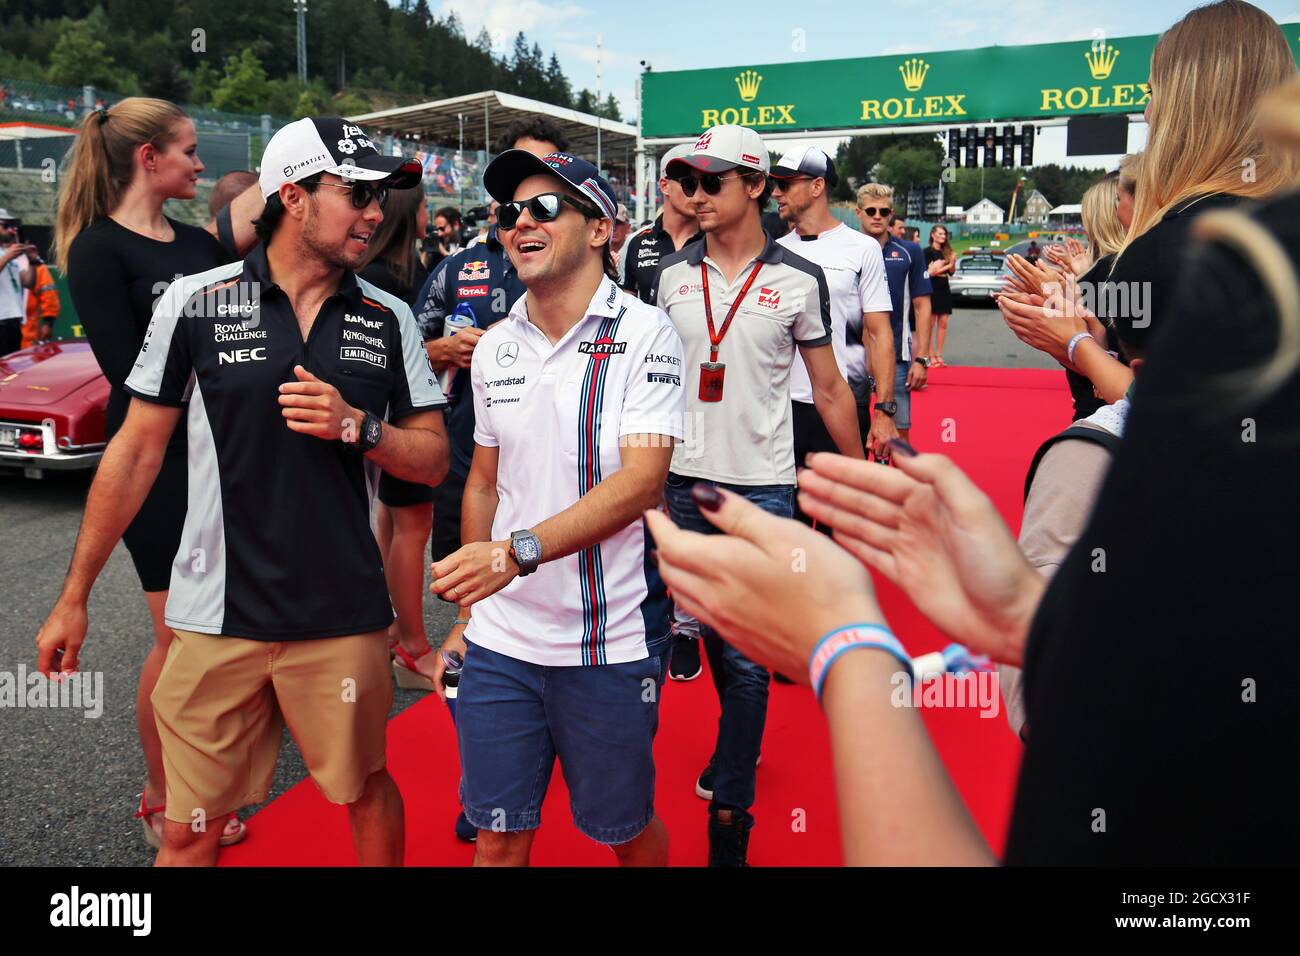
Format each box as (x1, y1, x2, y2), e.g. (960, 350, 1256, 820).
(578, 339, 627, 357)
(757, 287, 781, 309)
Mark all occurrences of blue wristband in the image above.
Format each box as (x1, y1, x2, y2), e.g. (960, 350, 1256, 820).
(808, 623, 913, 701)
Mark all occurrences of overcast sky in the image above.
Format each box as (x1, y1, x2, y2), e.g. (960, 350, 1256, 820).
(439, 0, 1299, 169)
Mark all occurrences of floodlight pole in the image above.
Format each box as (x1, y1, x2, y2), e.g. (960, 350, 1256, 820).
(293, 1, 308, 83)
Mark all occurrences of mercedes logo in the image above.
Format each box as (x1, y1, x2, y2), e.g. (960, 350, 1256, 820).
(496, 341, 519, 367)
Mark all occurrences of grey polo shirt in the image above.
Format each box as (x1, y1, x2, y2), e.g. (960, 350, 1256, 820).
(651, 231, 832, 485)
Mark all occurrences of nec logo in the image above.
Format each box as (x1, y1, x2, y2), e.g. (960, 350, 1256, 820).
(218, 348, 267, 364)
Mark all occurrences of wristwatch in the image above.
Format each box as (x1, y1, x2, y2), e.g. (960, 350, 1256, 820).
(875, 400, 898, 418)
(913, 356, 930, 368)
(347, 410, 383, 453)
(509, 530, 543, 576)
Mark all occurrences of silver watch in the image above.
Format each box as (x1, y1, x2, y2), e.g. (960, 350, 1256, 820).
(509, 530, 542, 576)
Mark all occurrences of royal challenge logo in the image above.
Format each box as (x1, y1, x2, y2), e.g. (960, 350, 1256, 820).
(700, 68, 796, 130)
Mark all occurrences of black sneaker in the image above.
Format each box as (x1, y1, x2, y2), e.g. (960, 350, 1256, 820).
(454, 810, 477, 843)
(669, 635, 702, 681)
(695, 753, 760, 800)
(708, 808, 754, 867)
(694, 756, 715, 800)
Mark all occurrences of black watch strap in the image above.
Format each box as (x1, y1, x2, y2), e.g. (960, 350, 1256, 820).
(349, 411, 382, 453)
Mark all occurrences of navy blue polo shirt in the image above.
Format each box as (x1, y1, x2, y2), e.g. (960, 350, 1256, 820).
(880, 237, 932, 362)
(414, 227, 527, 479)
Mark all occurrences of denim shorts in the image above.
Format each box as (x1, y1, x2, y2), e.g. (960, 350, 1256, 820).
(456, 641, 669, 845)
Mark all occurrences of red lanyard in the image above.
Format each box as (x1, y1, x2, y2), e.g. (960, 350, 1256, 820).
(700, 261, 764, 363)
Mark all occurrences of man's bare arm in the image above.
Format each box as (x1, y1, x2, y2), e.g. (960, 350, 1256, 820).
(864, 310, 895, 403)
(205, 184, 264, 256)
(359, 409, 449, 487)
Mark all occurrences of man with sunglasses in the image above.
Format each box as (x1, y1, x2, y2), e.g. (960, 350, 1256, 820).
(36, 117, 450, 866)
(856, 183, 932, 444)
(651, 124, 865, 866)
(428, 149, 684, 866)
(770, 146, 896, 484)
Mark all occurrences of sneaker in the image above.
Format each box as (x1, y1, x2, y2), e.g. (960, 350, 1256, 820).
(694, 753, 761, 800)
(669, 635, 702, 681)
(708, 808, 754, 867)
(695, 757, 716, 800)
(454, 810, 477, 843)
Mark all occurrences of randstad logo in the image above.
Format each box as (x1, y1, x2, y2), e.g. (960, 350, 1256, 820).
(861, 57, 966, 122)
(1039, 41, 1149, 114)
(700, 69, 795, 130)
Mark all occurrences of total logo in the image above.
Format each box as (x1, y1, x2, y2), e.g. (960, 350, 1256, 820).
(218, 347, 267, 364)
(756, 287, 781, 309)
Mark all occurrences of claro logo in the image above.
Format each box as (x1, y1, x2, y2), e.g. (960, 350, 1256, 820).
(218, 348, 267, 364)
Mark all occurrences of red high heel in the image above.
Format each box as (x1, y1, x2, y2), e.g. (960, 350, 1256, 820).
(392, 643, 436, 691)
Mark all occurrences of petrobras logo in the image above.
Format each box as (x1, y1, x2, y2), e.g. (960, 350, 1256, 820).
(218, 347, 267, 364)
(344, 313, 383, 331)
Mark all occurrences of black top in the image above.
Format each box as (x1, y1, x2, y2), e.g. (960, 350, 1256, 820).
(1064, 253, 1118, 422)
(359, 258, 428, 311)
(922, 246, 951, 294)
(67, 217, 231, 440)
(1006, 190, 1300, 864)
(620, 215, 704, 305)
(122, 243, 446, 641)
(1096, 193, 1244, 353)
(412, 229, 526, 480)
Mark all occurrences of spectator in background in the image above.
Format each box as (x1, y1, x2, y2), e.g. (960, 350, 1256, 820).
(22, 248, 60, 347)
(0, 211, 36, 355)
(924, 225, 956, 368)
(888, 215, 907, 240)
(1024, 239, 1041, 265)
(467, 200, 498, 248)
(429, 206, 463, 268)
(206, 169, 259, 220)
(357, 186, 438, 692)
(491, 116, 570, 159)
(611, 203, 633, 260)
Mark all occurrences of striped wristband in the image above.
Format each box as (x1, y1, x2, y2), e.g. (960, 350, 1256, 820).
(808, 623, 913, 701)
(1066, 331, 1091, 364)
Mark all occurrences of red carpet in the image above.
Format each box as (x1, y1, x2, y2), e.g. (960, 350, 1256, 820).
(220, 366, 1074, 867)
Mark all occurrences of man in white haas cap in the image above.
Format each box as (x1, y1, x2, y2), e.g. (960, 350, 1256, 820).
(649, 125, 865, 865)
(770, 146, 896, 498)
(618, 144, 703, 308)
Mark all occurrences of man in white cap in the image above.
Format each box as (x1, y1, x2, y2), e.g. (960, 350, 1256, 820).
(619, 144, 703, 308)
(770, 147, 896, 480)
(650, 124, 865, 865)
(35, 117, 449, 866)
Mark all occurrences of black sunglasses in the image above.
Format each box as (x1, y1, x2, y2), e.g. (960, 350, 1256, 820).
(314, 180, 390, 210)
(858, 205, 892, 218)
(672, 172, 750, 197)
(498, 192, 600, 230)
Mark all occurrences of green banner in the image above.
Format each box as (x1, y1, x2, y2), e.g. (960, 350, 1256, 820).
(641, 31, 1300, 138)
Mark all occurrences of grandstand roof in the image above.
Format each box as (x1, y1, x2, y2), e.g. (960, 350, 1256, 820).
(349, 90, 638, 164)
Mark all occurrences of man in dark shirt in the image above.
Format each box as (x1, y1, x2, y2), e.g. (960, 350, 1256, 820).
(619, 144, 701, 304)
(35, 117, 449, 867)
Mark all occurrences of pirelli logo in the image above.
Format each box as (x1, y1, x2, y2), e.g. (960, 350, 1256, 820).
(340, 346, 387, 368)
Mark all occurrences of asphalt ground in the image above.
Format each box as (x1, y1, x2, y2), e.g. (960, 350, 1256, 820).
(0, 304, 1051, 866)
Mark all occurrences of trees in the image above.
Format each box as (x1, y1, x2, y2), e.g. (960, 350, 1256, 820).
(210, 48, 272, 113)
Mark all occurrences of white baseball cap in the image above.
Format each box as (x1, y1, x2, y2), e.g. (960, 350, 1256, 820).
(258, 117, 423, 200)
(658, 143, 694, 177)
(666, 125, 770, 177)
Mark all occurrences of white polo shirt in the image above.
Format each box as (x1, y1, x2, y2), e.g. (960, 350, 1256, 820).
(778, 223, 893, 405)
(652, 232, 832, 486)
(1, 251, 29, 320)
(468, 275, 686, 667)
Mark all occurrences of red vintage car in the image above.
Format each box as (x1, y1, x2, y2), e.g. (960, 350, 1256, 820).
(0, 339, 109, 478)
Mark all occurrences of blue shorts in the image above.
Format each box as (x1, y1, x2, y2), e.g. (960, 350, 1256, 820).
(456, 641, 668, 845)
(894, 363, 913, 431)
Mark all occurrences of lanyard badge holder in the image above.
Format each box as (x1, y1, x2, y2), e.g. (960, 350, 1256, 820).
(699, 261, 764, 403)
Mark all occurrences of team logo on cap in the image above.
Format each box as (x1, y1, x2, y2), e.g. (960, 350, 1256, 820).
(337, 139, 357, 154)
(544, 152, 576, 167)
(694, 131, 713, 152)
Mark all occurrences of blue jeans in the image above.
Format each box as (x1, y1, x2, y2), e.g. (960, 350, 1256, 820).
(662, 472, 795, 813)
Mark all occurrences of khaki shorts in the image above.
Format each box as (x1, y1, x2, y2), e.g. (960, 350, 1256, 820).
(152, 629, 392, 825)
